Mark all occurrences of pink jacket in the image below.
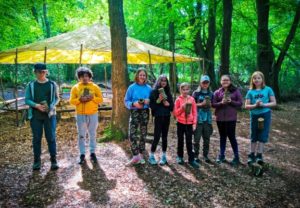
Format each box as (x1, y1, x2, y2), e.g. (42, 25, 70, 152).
(173, 95, 197, 125)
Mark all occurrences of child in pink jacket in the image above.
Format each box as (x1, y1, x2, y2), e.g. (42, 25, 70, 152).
(174, 83, 200, 168)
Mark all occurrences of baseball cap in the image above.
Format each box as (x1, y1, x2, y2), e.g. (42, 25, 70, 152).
(34, 63, 47, 71)
(201, 75, 210, 82)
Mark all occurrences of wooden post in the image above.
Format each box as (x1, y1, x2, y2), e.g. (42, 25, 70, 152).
(104, 64, 108, 96)
(148, 50, 156, 82)
(44, 47, 47, 63)
(172, 50, 176, 100)
(14, 48, 19, 127)
(191, 63, 194, 87)
(79, 44, 83, 66)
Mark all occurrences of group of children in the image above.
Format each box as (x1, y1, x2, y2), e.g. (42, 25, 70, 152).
(125, 68, 277, 169)
(25, 64, 276, 171)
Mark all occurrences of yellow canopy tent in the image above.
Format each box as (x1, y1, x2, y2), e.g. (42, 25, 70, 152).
(0, 23, 200, 64)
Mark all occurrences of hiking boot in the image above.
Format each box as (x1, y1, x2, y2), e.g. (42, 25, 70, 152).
(247, 153, 255, 166)
(203, 156, 211, 163)
(78, 154, 86, 165)
(230, 157, 240, 166)
(126, 155, 140, 166)
(256, 153, 264, 165)
(159, 154, 167, 165)
(148, 154, 157, 165)
(50, 156, 59, 170)
(216, 156, 225, 164)
(32, 159, 41, 171)
(189, 160, 200, 169)
(90, 153, 97, 163)
(176, 156, 184, 165)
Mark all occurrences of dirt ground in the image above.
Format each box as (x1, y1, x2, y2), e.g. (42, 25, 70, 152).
(0, 101, 299, 208)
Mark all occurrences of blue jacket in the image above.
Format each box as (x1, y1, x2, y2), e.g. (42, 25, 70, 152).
(124, 83, 152, 110)
(192, 89, 213, 124)
(25, 80, 60, 119)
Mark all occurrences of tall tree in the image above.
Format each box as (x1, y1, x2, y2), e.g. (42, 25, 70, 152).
(167, 1, 176, 94)
(256, 0, 273, 83)
(108, 0, 129, 137)
(271, 1, 300, 98)
(43, 0, 51, 38)
(191, 0, 217, 89)
(220, 0, 233, 75)
(256, 0, 300, 98)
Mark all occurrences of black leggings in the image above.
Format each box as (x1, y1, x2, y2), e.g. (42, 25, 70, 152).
(216, 121, 239, 158)
(177, 122, 194, 162)
(151, 116, 170, 152)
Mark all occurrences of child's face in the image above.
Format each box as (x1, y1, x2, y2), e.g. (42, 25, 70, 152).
(79, 74, 91, 84)
(200, 81, 210, 90)
(252, 75, 263, 87)
(35, 70, 47, 80)
(160, 78, 167, 88)
(138, 71, 147, 84)
(221, 76, 231, 88)
(181, 86, 190, 96)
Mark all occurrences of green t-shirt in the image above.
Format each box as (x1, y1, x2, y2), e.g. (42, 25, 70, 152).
(32, 81, 51, 119)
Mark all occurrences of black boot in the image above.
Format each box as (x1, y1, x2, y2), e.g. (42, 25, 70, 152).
(90, 153, 97, 163)
(247, 152, 255, 166)
(50, 156, 59, 170)
(78, 154, 86, 165)
(32, 158, 41, 170)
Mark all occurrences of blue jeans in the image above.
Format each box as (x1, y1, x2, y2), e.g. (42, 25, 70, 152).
(76, 113, 98, 155)
(250, 111, 271, 143)
(30, 116, 57, 160)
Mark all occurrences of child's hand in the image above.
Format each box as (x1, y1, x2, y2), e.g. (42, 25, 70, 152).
(133, 102, 144, 109)
(192, 124, 196, 131)
(158, 94, 164, 101)
(144, 99, 150, 105)
(79, 96, 88, 102)
(86, 95, 94, 102)
(35, 104, 46, 112)
(163, 100, 170, 106)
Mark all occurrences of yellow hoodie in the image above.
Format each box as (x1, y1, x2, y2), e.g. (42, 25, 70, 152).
(69, 82, 103, 115)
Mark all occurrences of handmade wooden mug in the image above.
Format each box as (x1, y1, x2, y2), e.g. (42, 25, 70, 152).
(138, 99, 145, 104)
(224, 90, 230, 102)
(158, 88, 167, 100)
(205, 96, 211, 107)
(258, 117, 264, 130)
(83, 88, 90, 96)
(185, 102, 192, 115)
(40, 100, 49, 112)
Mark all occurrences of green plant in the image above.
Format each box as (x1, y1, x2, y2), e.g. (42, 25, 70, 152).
(98, 124, 125, 143)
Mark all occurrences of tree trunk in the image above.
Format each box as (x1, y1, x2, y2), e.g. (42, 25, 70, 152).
(191, 0, 217, 89)
(167, 1, 176, 93)
(220, 0, 232, 75)
(271, 2, 300, 98)
(206, 0, 217, 89)
(43, 0, 51, 38)
(256, 0, 272, 84)
(108, 0, 130, 137)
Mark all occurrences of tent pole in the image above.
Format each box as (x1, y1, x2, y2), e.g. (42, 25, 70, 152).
(44, 47, 47, 63)
(191, 63, 194, 87)
(172, 51, 176, 100)
(79, 44, 83, 66)
(147, 50, 156, 82)
(14, 48, 19, 127)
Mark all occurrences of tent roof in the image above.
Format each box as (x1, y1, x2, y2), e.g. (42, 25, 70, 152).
(0, 23, 200, 64)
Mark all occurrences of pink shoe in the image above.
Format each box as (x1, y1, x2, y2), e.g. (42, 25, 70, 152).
(126, 155, 140, 166)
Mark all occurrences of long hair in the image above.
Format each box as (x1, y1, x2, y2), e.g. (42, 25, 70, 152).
(153, 74, 171, 95)
(134, 67, 148, 83)
(221, 74, 237, 92)
(249, 71, 266, 89)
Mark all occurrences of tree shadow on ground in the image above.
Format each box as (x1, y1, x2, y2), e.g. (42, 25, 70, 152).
(21, 170, 62, 207)
(78, 161, 116, 205)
